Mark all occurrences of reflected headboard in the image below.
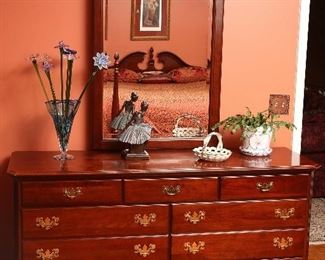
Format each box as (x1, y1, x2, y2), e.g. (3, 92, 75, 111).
(104, 47, 209, 84)
(118, 46, 191, 72)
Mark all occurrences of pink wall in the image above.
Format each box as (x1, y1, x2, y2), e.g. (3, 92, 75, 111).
(221, 0, 300, 148)
(106, 0, 212, 67)
(0, 0, 301, 169)
(0, 1, 303, 255)
(0, 0, 92, 255)
(0, 1, 303, 174)
(0, 0, 302, 170)
(0, 0, 92, 173)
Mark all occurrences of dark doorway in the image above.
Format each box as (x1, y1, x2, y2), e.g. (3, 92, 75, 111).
(302, 0, 325, 197)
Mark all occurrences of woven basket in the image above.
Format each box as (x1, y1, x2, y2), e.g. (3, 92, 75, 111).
(172, 114, 204, 138)
(193, 132, 232, 162)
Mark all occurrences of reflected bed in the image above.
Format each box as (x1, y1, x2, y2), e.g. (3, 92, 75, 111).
(103, 47, 209, 139)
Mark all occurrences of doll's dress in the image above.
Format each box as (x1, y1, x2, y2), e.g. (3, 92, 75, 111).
(118, 112, 152, 145)
(110, 101, 134, 130)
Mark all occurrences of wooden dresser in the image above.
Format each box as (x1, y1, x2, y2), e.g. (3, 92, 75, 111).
(6, 148, 317, 260)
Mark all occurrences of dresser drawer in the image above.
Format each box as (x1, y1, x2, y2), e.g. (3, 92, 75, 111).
(220, 175, 310, 200)
(23, 235, 168, 260)
(21, 180, 122, 207)
(22, 204, 169, 238)
(172, 230, 305, 259)
(125, 178, 218, 203)
(172, 199, 308, 233)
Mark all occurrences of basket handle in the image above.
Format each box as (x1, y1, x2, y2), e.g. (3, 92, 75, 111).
(174, 114, 202, 130)
(202, 132, 224, 152)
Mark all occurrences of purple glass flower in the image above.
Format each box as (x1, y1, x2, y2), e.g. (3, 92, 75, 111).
(62, 48, 78, 60)
(28, 53, 39, 63)
(54, 41, 69, 49)
(42, 60, 53, 73)
(62, 48, 77, 55)
(93, 52, 110, 70)
(65, 53, 78, 61)
(42, 54, 53, 62)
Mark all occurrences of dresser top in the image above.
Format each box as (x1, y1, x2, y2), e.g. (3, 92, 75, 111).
(6, 148, 318, 178)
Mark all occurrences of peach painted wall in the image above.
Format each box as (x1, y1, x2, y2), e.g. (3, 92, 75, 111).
(0, 0, 92, 173)
(0, 1, 92, 256)
(106, 0, 212, 67)
(0, 1, 302, 255)
(220, 0, 301, 148)
(0, 1, 303, 170)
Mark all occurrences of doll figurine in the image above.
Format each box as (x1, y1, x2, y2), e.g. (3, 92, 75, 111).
(118, 101, 152, 160)
(110, 92, 138, 131)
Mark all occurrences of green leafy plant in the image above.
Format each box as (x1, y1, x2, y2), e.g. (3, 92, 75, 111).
(211, 107, 296, 138)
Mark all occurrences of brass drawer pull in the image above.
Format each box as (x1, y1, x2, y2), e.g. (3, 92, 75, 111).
(273, 237, 293, 250)
(63, 187, 82, 199)
(134, 213, 156, 227)
(162, 184, 181, 196)
(275, 208, 295, 220)
(184, 210, 206, 224)
(134, 244, 156, 257)
(36, 216, 60, 230)
(184, 241, 205, 255)
(36, 248, 59, 260)
(256, 181, 274, 192)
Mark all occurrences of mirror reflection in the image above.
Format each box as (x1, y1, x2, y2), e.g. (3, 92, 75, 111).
(103, 0, 212, 139)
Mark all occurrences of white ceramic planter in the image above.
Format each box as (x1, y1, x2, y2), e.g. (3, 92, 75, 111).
(239, 126, 273, 156)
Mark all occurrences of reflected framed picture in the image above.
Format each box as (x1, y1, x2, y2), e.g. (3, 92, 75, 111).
(131, 0, 170, 40)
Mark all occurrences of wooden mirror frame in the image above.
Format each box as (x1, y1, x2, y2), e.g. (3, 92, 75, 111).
(92, 0, 224, 150)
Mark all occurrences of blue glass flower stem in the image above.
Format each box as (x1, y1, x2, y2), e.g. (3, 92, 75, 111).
(78, 69, 98, 102)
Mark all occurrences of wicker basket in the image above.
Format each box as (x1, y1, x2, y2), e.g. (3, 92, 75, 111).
(172, 114, 204, 138)
(193, 132, 232, 162)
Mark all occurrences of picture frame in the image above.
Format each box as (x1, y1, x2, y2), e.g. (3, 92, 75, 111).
(131, 0, 170, 41)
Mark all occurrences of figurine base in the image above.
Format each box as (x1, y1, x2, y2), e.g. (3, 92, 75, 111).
(121, 149, 150, 160)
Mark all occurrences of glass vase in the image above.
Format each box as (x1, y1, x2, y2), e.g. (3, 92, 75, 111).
(45, 99, 80, 160)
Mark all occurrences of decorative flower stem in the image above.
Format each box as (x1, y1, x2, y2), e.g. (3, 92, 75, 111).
(31, 60, 50, 102)
(77, 68, 99, 102)
(60, 50, 64, 101)
(44, 70, 57, 101)
(30, 44, 109, 106)
(65, 59, 73, 101)
(29, 43, 110, 161)
(65, 58, 73, 117)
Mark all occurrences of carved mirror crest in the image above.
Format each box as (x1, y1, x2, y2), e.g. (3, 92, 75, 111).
(92, 0, 224, 149)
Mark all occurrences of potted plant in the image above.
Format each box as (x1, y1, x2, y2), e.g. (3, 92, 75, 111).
(212, 108, 296, 156)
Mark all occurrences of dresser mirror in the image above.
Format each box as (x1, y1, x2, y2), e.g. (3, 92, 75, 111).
(92, 0, 224, 149)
